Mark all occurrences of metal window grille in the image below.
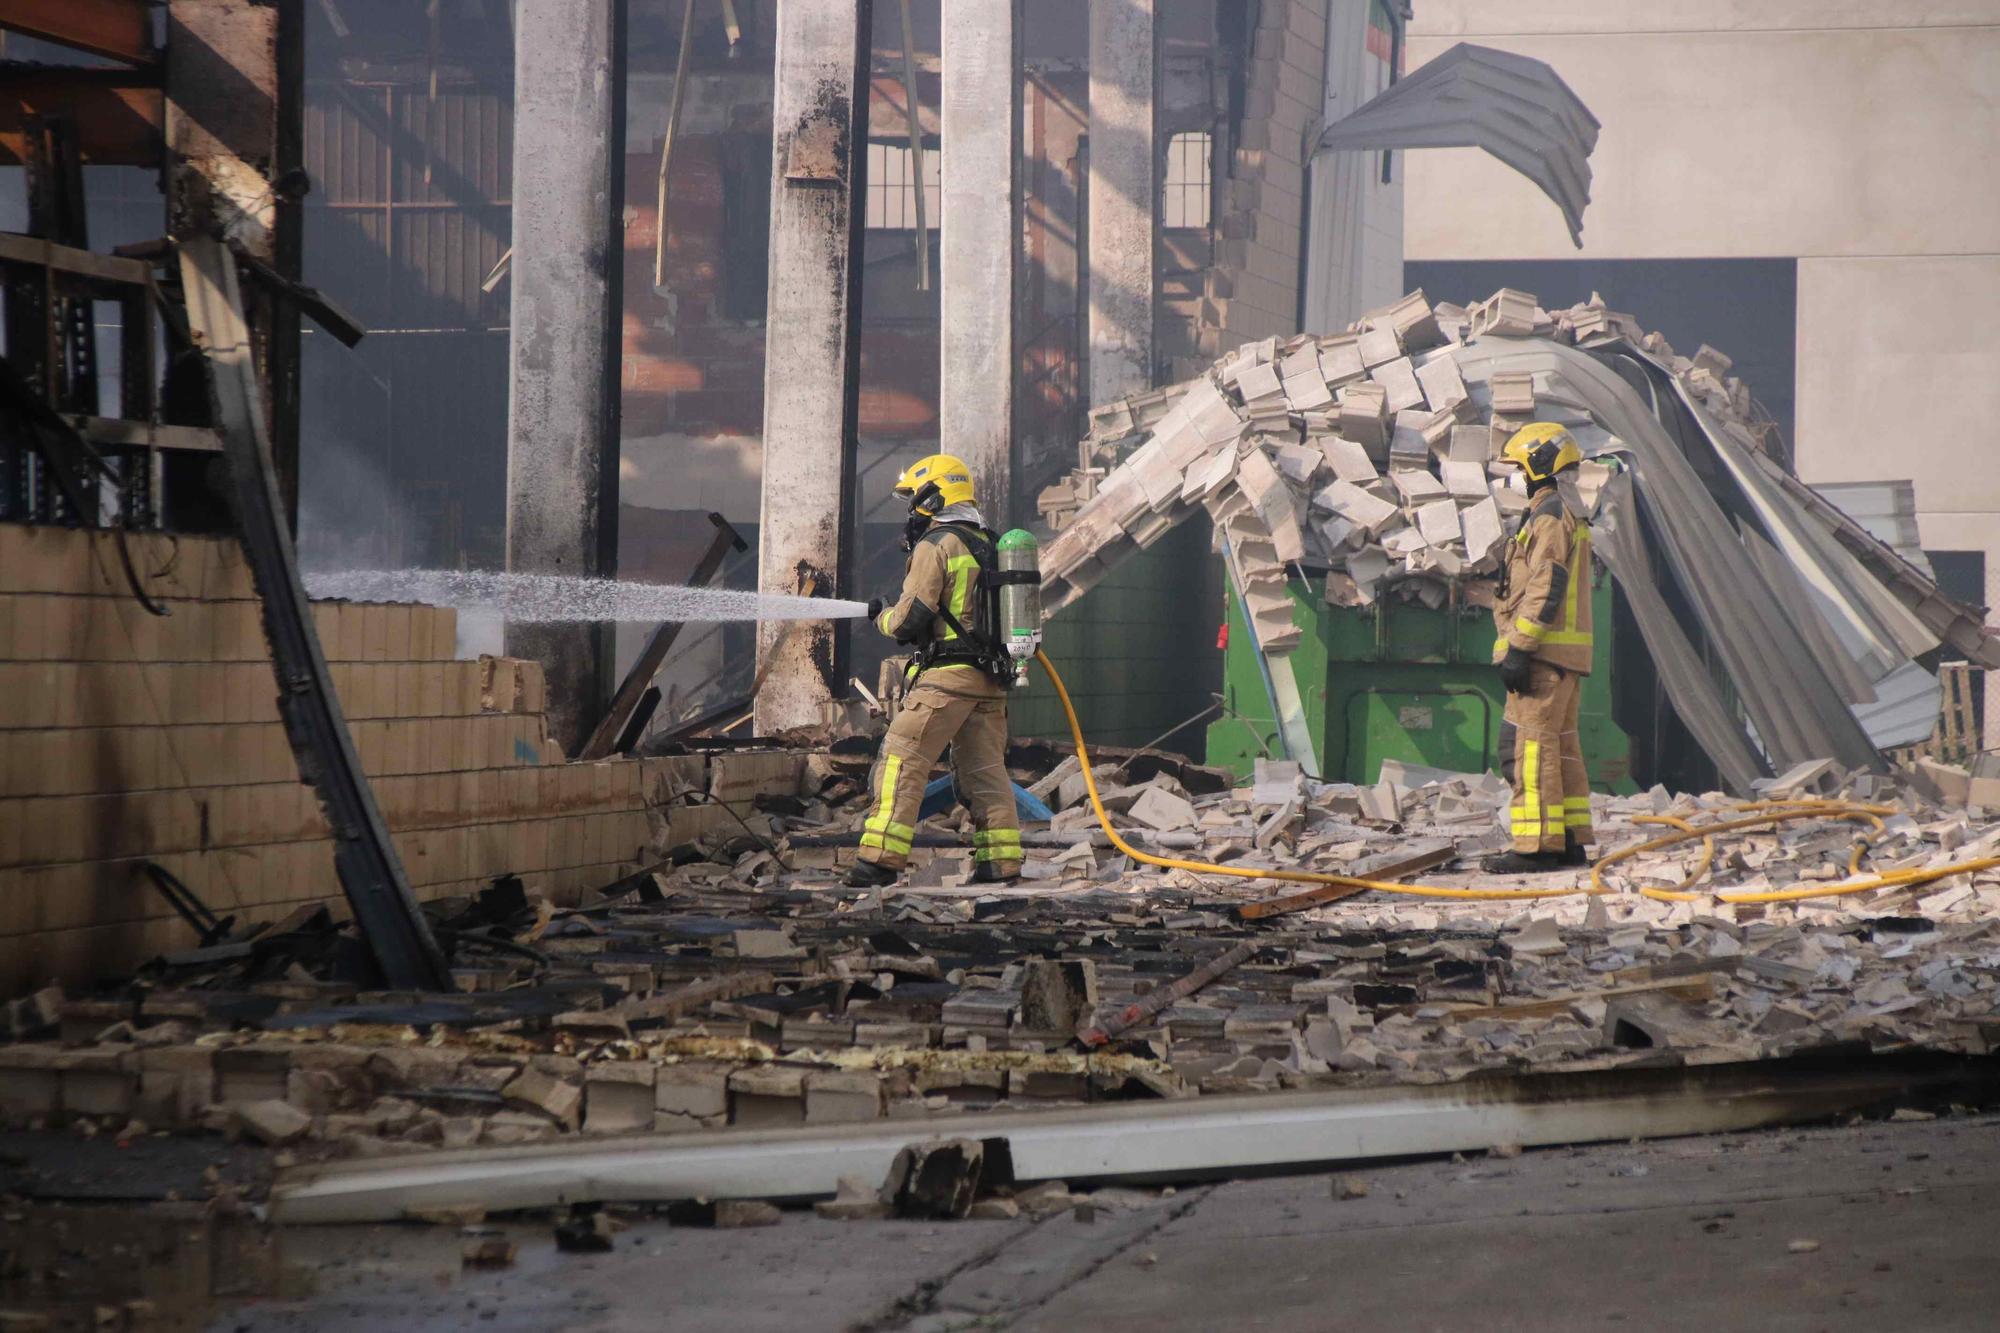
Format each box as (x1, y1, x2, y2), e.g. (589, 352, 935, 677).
(864, 142, 941, 230)
(1162, 131, 1212, 230)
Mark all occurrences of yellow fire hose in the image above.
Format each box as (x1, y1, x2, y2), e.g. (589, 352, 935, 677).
(1032, 649, 2000, 908)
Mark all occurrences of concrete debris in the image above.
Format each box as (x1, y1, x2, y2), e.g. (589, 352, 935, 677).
(1048, 288, 1555, 622)
(714, 1200, 783, 1229)
(459, 1233, 517, 1269)
(1021, 959, 1099, 1034)
(814, 1175, 892, 1221)
(231, 1099, 313, 1147)
(7, 744, 2000, 1170)
(554, 1207, 618, 1252)
(880, 1138, 985, 1220)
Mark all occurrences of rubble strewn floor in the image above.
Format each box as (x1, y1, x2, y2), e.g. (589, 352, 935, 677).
(5, 751, 1999, 1158)
(155, 1114, 1999, 1333)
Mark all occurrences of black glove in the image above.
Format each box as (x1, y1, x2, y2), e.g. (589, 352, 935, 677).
(1499, 645, 1534, 694)
(866, 596, 886, 620)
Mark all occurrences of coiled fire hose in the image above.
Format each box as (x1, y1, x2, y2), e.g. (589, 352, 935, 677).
(1032, 649, 2000, 908)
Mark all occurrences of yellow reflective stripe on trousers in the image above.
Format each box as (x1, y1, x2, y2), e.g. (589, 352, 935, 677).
(861, 754, 905, 852)
(860, 822, 915, 854)
(1563, 795, 1593, 828)
(1519, 739, 1551, 836)
(973, 828, 1022, 862)
(941, 554, 979, 641)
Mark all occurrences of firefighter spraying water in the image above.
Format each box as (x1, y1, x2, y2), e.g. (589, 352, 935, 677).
(846, 453, 1042, 889)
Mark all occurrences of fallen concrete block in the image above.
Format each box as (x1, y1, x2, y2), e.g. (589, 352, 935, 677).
(1391, 468, 1448, 503)
(1441, 460, 1490, 500)
(1910, 759, 1971, 807)
(1127, 784, 1197, 832)
(5, 987, 62, 1041)
(501, 1067, 582, 1130)
(804, 1069, 884, 1125)
(1320, 436, 1379, 484)
(135, 1046, 214, 1129)
(1373, 289, 1442, 350)
(1356, 325, 1401, 368)
(1021, 958, 1098, 1033)
(1470, 288, 1538, 338)
(1415, 353, 1468, 414)
(461, 1234, 517, 1269)
(1318, 480, 1398, 532)
(729, 1066, 807, 1128)
(584, 1064, 656, 1135)
(1273, 442, 1323, 487)
(1751, 758, 1840, 800)
(1460, 498, 1504, 562)
(232, 1098, 312, 1146)
(1317, 334, 1365, 384)
(1414, 499, 1462, 547)
(1489, 370, 1536, 416)
(1371, 356, 1425, 413)
(880, 1138, 985, 1220)
(731, 929, 804, 960)
(1339, 383, 1391, 447)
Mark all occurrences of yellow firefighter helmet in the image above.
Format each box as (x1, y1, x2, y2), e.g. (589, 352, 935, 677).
(1501, 422, 1584, 483)
(893, 453, 977, 515)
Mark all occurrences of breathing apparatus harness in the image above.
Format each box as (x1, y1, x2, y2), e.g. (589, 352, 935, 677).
(910, 521, 1034, 687)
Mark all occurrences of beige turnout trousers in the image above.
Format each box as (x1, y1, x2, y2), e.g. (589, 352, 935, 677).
(1501, 660, 1593, 854)
(857, 672, 1022, 873)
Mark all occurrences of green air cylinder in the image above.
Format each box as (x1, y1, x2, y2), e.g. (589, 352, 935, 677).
(997, 528, 1042, 667)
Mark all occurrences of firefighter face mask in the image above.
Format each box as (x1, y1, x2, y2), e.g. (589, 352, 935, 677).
(902, 480, 945, 550)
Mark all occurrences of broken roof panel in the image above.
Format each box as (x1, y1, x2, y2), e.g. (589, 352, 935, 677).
(1311, 44, 1600, 247)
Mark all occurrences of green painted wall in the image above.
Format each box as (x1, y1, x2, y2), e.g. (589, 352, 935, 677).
(1011, 516, 1224, 753)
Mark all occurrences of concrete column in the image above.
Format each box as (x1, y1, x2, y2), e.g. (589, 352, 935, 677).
(756, 0, 872, 733)
(505, 0, 627, 755)
(940, 0, 1022, 525)
(1087, 0, 1156, 405)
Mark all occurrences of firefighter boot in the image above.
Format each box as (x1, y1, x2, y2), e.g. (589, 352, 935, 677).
(845, 859, 899, 888)
(1480, 849, 1569, 875)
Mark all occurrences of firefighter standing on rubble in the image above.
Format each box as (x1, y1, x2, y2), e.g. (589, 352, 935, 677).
(846, 454, 1024, 888)
(1484, 422, 1596, 875)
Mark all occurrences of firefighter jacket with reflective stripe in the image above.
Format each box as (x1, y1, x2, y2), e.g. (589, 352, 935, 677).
(1493, 489, 1594, 675)
(873, 525, 1007, 697)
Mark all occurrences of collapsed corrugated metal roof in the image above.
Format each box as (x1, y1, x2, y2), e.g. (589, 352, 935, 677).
(1035, 287, 1999, 794)
(1812, 481, 1933, 578)
(1310, 43, 1600, 248)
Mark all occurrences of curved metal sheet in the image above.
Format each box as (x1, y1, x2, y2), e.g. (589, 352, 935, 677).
(1310, 43, 1599, 247)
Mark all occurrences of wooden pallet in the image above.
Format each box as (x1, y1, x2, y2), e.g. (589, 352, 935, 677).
(1889, 662, 1982, 767)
